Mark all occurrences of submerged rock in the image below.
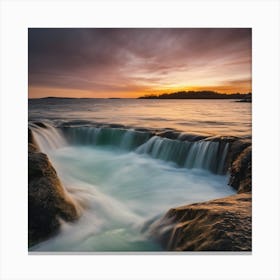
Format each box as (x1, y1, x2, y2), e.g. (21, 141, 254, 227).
(28, 133, 79, 247)
(148, 193, 251, 251)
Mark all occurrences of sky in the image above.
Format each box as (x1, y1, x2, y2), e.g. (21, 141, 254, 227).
(28, 28, 252, 98)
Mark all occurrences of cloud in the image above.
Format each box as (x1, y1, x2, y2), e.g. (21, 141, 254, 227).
(28, 28, 251, 97)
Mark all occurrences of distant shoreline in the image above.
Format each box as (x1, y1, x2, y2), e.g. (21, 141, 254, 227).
(28, 91, 252, 100)
(138, 90, 251, 100)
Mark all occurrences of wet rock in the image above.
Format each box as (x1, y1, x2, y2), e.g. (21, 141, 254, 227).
(34, 122, 48, 128)
(178, 133, 207, 142)
(28, 141, 79, 247)
(227, 139, 251, 166)
(229, 146, 252, 193)
(157, 130, 180, 140)
(108, 123, 126, 128)
(135, 127, 155, 134)
(59, 120, 95, 127)
(204, 135, 238, 143)
(148, 193, 251, 251)
(28, 128, 35, 144)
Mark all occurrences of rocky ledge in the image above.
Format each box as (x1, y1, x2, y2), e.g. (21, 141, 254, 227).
(28, 130, 79, 247)
(148, 193, 251, 251)
(229, 145, 251, 193)
(148, 140, 252, 251)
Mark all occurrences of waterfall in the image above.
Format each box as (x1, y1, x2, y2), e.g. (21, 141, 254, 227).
(136, 136, 192, 167)
(184, 141, 229, 174)
(136, 136, 229, 174)
(61, 126, 152, 150)
(30, 122, 67, 154)
(29, 122, 230, 175)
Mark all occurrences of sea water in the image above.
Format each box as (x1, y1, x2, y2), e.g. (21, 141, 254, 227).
(29, 99, 250, 252)
(29, 98, 251, 138)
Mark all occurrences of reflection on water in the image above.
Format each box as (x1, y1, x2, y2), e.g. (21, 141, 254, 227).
(29, 99, 251, 138)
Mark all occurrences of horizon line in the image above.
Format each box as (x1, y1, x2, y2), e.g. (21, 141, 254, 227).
(28, 91, 252, 100)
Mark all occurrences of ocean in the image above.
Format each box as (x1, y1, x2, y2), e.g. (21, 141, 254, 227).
(28, 98, 251, 252)
(29, 98, 251, 137)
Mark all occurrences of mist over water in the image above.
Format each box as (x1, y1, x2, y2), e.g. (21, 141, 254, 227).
(28, 99, 249, 252)
(31, 145, 234, 252)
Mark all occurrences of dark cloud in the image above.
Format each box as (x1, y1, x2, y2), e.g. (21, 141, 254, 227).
(28, 28, 251, 97)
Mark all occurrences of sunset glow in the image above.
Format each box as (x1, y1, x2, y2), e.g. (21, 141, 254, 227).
(28, 28, 252, 253)
(28, 28, 251, 98)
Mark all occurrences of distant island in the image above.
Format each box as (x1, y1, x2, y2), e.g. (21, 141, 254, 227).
(138, 91, 252, 101)
(29, 91, 252, 101)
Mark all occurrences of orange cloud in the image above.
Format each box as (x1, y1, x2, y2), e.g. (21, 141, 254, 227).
(28, 28, 251, 98)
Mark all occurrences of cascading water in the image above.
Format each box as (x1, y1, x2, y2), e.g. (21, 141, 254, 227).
(33, 123, 230, 175)
(61, 126, 152, 151)
(29, 122, 235, 252)
(30, 122, 67, 154)
(136, 136, 229, 174)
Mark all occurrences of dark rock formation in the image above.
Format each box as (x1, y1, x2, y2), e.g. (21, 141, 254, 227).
(148, 193, 251, 251)
(33, 122, 48, 128)
(178, 133, 207, 142)
(204, 135, 238, 143)
(28, 127, 35, 145)
(28, 130, 79, 247)
(227, 139, 251, 167)
(229, 146, 252, 193)
(157, 130, 181, 140)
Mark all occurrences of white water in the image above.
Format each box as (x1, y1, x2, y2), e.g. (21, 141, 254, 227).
(30, 124, 235, 252)
(45, 125, 230, 174)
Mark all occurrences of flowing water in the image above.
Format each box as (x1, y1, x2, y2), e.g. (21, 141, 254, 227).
(28, 98, 251, 252)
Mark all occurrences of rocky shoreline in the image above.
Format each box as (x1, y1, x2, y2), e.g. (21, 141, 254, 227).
(28, 129, 80, 247)
(28, 127, 251, 251)
(146, 193, 251, 251)
(146, 139, 252, 251)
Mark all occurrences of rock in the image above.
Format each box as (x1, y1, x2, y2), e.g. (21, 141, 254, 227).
(34, 121, 48, 128)
(28, 142, 79, 247)
(178, 133, 207, 142)
(108, 123, 126, 128)
(157, 130, 180, 140)
(148, 193, 251, 251)
(227, 139, 251, 166)
(229, 146, 252, 193)
(204, 135, 238, 143)
(28, 127, 35, 144)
